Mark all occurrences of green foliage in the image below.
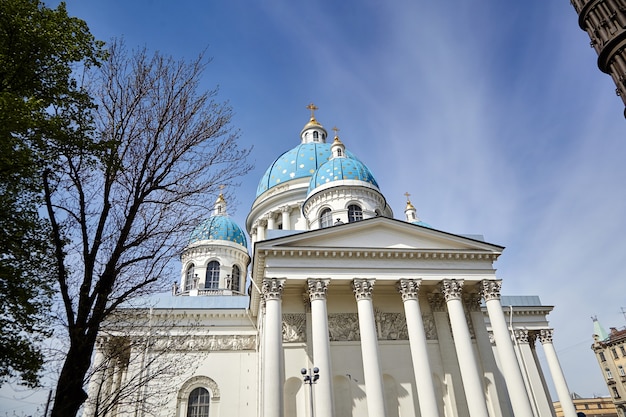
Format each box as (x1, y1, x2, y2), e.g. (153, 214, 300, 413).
(0, 0, 104, 387)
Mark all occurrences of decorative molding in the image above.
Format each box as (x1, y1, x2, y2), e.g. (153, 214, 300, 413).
(282, 313, 306, 342)
(480, 280, 502, 301)
(440, 279, 464, 302)
(153, 335, 256, 352)
(259, 248, 501, 262)
(307, 278, 330, 301)
(178, 375, 220, 401)
(352, 279, 375, 301)
(329, 313, 360, 341)
(375, 311, 408, 340)
(423, 313, 438, 340)
(262, 278, 285, 301)
(396, 279, 421, 301)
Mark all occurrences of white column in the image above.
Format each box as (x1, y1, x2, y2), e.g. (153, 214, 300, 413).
(308, 279, 334, 417)
(281, 206, 291, 230)
(352, 279, 386, 417)
(257, 219, 267, 241)
(514, 330, 554, 417)
(481, 280, 534, 417)
(397, 279, 440, 417)
(440, 279, 489, 417)
(251, 223, 258, 244)
(262, 278, 286, 417)
(267, 213, 276, 230)
(538, 329, 577, 417)
(84, 338, 107, 417)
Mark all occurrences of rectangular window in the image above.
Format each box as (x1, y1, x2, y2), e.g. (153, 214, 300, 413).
(600, 352, 607, 362)
(612, 387, 620, 398)
(619, 366, 626, 376)
(621, 345, 626, 356)
(612, 348, 619, 359)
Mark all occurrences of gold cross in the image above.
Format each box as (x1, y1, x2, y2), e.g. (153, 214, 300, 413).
(306, 103, 318, 119)
(404, 191, 411, 201)
(332, 126, 340, 136)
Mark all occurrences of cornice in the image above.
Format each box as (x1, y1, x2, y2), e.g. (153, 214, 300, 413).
(256, 247, 500, 261)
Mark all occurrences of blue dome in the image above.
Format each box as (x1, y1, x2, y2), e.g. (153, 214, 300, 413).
(256, 143, 357, 197)
(189, 215, 247, 247)
(308, 157, 379, 193)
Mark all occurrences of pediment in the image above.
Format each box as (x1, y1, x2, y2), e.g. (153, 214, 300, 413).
(256, 217, 503, 253)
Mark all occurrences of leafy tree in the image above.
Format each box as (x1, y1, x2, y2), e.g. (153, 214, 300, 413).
(0, 0, 103, 388)
(45, 40, 252, 417)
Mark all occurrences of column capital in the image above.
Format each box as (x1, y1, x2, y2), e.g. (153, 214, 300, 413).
(396, 278, 422, 301)
(463, 292, 482, 312)
(280, 205, 292, 213)
(440, 279, 464, 302)
(538, 328, 554, 344)
(262, 278, 285, 301)
(258, 218, 268, 227)
(514, 329, 529, 344)
(480, 280, 502, 301)
(352, 278, 375, 301)
(307, 278, 330, 301)
(428, 293, 447, 312)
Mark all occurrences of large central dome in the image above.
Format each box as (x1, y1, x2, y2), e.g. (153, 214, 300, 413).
(256, 143, 358, 196)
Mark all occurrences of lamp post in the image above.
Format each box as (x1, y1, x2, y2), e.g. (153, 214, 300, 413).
(301, 367, 320, 417)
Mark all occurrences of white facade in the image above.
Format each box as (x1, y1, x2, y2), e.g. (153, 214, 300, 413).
(85, 108, 576, 417)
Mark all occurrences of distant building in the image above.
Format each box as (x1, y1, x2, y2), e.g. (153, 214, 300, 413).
(554, 394, 617, 417)
(592, 317, 626, 416)
(569, 0, 626, 117)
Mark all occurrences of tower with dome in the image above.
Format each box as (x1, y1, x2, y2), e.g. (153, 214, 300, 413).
(84, 106, 578, 417)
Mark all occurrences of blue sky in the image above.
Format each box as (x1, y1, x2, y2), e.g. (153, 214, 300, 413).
(3, 0, 626, 414)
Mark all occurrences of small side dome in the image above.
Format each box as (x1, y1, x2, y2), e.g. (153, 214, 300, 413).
(189, 193, 247, 247)
(189, 216, 247, 247)
(307, 156, 379, 194)
(404, 193, 432, 228)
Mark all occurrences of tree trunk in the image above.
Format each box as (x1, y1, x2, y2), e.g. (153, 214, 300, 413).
(50, 334, 96, 417)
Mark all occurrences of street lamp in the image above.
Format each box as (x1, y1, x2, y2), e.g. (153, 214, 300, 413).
(301, 367, 320, 417)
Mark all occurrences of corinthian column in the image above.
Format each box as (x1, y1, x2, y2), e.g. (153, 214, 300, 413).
(262, 278, 286, 417)
(397, 279, 440, 417)
(538, 329, 577, 417)
(352, 279, 386, 417)
(440, 279, 489, 417)
(481, 280, 534, 417)
(307, 279, 334, 417)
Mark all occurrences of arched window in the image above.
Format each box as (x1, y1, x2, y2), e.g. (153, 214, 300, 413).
(348, 204, 363, 223)
(320, 208, 332, 228)
(337, 148, 342, 156)
(185, 264, 195, 291)
(187, 387, 210, 417)
(313, 131, 319, 140)
(206, 261, 220, 289)
(231, 265, 241, 292)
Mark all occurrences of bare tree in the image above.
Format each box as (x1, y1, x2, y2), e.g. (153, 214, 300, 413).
(43, 40, 252, 417)
(83, 307, 206, 417)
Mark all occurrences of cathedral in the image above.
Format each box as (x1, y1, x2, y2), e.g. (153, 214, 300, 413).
(85, 106, 578, 417)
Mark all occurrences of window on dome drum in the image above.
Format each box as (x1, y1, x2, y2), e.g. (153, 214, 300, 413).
(348, 205, 363, 223)
(320, 208, 332, 228)
(187, 387, 210, 417)
(206, 261, 220, 290)
(185, 264, 195, 291)
(231, 265, 241, 292)
(337, 149, 342, 156)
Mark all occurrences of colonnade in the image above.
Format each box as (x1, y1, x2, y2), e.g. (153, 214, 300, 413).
(260, 278, 575, 417)
(251, 206, 295, 243)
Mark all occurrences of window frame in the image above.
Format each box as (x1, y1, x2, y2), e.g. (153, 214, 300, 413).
(320, 208, 332, 228)
(347, 204, 363, 223)
(187, 387, 210, 417)
(185, 264, 195, 291)
(205, 261, 220, 289)
(231, 264, 241, 292)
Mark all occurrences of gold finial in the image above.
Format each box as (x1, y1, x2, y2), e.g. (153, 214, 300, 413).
(306, 103, 318, 120)
(404, 191, 411, 201)
(332, 126, 341, 142)
(217, 185, 225, 201)
(404, 192, 415, 210)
